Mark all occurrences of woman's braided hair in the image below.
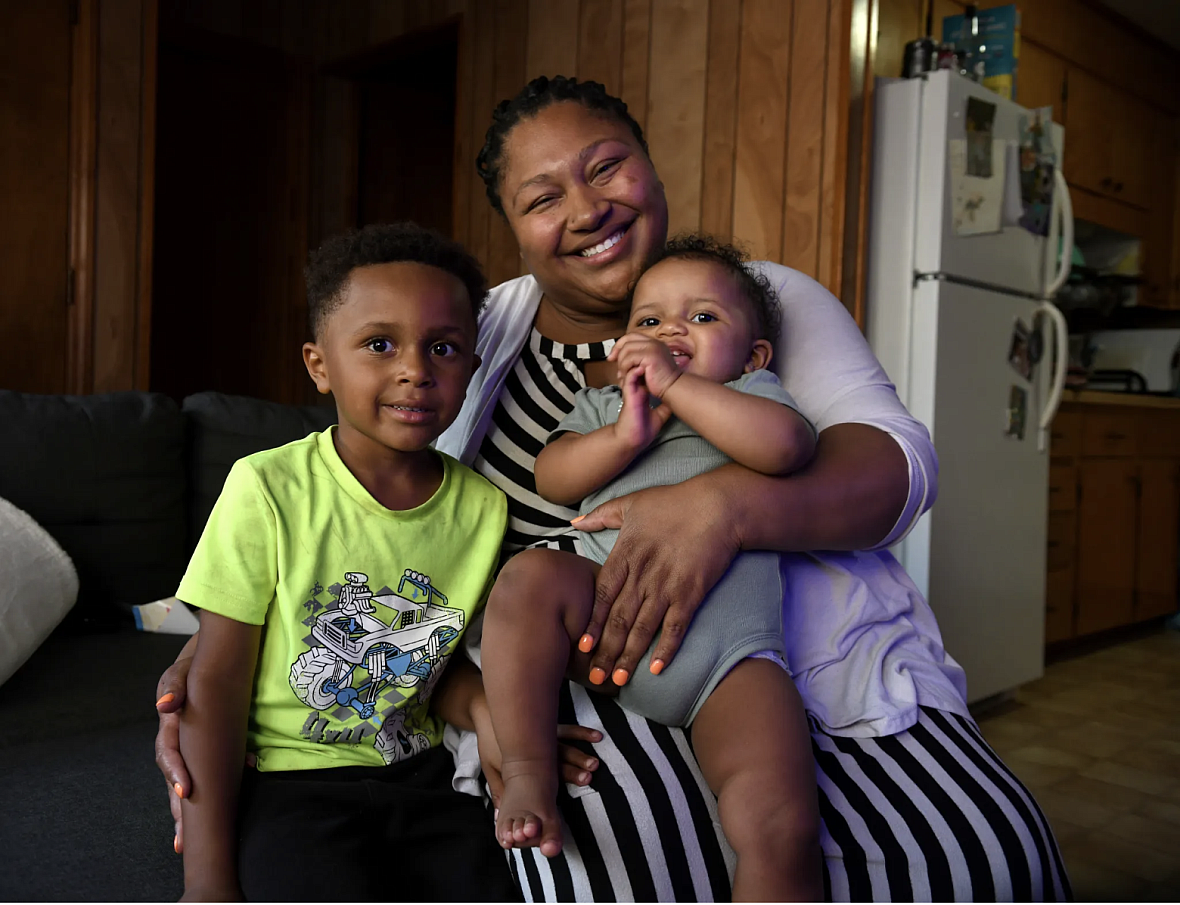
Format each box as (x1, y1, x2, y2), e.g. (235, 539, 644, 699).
(475, 75, 650, 217)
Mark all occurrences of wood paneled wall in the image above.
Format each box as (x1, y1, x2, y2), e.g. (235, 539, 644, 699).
(82, 0, 861, 394)
(170, 0, 856, 297)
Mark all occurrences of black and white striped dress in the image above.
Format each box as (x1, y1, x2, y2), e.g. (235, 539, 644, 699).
(473, 329, 1072, 902)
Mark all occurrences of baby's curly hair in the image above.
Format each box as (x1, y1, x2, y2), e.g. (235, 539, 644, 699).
(637, 234, 782, 343)
(304, 223, 487, 338)
(476, 75, 649, 217)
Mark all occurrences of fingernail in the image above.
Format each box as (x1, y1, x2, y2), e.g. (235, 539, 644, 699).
(578, 634, 595, 653)
(650, 658, 665, 675)
(579, 772, 591, 784)
(612, 668, 630, 686)
(588, 667, 606, 685)
(173, 782, 185, 800)
(588, 758, 599, 770)
(570, 515, 585, 524)
(156, 693, 174, 707)
(173, 834, 179, 854)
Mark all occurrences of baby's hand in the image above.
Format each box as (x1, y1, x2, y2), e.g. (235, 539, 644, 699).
(609, 333, 682, 399)
(615, 366, 672, 451)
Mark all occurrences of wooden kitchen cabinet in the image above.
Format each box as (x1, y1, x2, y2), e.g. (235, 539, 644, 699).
(1062, 68, 1152, 210)
(1046, 403, 1180, 644)
(1136, 458, 1180, 621)
(1139, 113, 1177, 309)
(1016, 41, 1066, 122)
(1075, 458, 1138, 635)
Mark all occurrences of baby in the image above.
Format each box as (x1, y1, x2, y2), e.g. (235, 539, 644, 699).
(481, 235, 823, 901)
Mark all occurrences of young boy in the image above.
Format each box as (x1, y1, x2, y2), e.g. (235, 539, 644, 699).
(482, 236, 823, 901)
(174, 224, 514, 901)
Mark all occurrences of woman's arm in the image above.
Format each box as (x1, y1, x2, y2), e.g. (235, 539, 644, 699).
(178, 612, 260, 901)
(575, 423, 908, 679)
(576, 265, 932, 680)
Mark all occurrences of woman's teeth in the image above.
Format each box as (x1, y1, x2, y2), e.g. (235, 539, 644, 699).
(579, 229, 625, 258)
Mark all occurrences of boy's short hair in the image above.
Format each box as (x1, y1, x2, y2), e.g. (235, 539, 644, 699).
(637, 234, 782, 343)
(304, 222, 488, 338)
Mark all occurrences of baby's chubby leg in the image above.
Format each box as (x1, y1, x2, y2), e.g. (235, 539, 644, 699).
(481, 547, 599, 858)
(691, 659, 822, 901)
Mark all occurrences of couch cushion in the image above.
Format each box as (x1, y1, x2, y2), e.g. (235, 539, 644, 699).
(182, 392, 335, 549)
(0, 391, 187, 627)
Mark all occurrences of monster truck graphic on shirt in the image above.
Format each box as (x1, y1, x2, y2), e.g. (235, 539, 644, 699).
(288, 569, 463, 764)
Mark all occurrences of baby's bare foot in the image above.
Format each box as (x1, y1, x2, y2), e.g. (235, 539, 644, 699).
(496, 760, 563, 858)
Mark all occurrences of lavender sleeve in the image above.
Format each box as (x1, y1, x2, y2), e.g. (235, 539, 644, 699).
(752, 261, 938, 550)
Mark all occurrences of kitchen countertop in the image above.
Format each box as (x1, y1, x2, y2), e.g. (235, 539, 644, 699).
(1061, 389, 1180, 409)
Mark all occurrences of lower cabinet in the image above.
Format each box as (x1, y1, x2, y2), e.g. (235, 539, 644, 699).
(1046, 403, 1180, 643)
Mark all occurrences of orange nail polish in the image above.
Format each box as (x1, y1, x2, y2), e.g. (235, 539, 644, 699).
(570, 515, 585, 524)
(588, 667, 606, 685)
(612, 668, 630, 686)
(650, 658, 665, 675)
(173, 782, 185, 800)
(578, 634, 595, 653)
(173, 835, 179, 854)
(156, 693, 174, 707)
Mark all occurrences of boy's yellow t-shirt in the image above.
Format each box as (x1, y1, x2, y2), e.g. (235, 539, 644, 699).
(176, 428, 506, 772)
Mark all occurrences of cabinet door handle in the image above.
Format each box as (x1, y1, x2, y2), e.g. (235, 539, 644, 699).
(1105, 432, 1127, 440)
(1048, 540, 1060, 549)
(1114, 181, 1124, 192)
(1101, 177, 1113, 188)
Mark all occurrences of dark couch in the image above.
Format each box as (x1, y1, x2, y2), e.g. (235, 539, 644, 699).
(0, 390, 334, 901)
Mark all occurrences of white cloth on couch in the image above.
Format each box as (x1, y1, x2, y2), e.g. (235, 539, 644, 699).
(0, 496, 78, 686)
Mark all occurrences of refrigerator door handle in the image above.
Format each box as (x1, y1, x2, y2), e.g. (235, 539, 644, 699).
(1046, 167, 1074, 298)
(1037, 300, 1069, 453)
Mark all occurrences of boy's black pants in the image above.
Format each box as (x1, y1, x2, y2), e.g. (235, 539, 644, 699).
(237, 746, 521, 902)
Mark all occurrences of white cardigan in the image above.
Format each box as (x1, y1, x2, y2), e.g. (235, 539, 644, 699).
(438, 263, 968, 773)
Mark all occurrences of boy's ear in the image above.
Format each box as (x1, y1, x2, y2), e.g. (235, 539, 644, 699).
(744, 339, 774, 373)
(303, 342, 332, 395)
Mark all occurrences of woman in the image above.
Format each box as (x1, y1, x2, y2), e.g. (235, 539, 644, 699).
(156, 76, 1070, 901)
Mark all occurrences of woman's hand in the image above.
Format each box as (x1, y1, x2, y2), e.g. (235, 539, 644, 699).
(155, 646, 196, 853)
(574, 478, 739, 683)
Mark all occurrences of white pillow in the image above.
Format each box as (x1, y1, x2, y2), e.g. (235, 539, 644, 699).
(0, 496, 78, 686)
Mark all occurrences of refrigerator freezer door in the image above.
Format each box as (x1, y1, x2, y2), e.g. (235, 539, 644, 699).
(913, 70, 1061, 297)
(903, 279, 1047, 703)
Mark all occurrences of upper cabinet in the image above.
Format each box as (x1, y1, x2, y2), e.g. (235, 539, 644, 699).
(1062, 67, 1152, 210)
(1015, 41, 1066, 125)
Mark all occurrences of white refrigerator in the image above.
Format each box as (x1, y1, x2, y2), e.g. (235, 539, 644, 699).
(867, 70, 1073, 704)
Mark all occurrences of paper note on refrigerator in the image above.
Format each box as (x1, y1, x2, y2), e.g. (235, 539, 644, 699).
(949, 138, 1004, 236)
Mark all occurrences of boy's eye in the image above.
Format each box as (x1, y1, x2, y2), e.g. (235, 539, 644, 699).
(366, 338, 393, 353)
(636, 316, 659, 328)
(431, 341, 459, 358)
(690, 313, 717, 324)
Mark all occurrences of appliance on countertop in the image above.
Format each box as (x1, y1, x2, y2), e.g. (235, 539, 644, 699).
(866, 70, 1073, 704)
(1081, 329, 1180, 395)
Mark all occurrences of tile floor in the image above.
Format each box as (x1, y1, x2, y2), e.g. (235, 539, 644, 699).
(974, 626, 1180, 902)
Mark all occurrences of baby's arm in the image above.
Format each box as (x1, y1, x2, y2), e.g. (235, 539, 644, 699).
(178, 610, 261, 902)
(662, 373, 816, 475)
(535, 368, 671, 506)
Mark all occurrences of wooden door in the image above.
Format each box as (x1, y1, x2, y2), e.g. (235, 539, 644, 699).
(1016, 41, 1066, 123)
(150, 33, 310, 405)
(1136, 458, 1180, 621)
(1062, 68, 1113, 200)
(0, 1, 73, 393)
(1075, 458, 1138, 635)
